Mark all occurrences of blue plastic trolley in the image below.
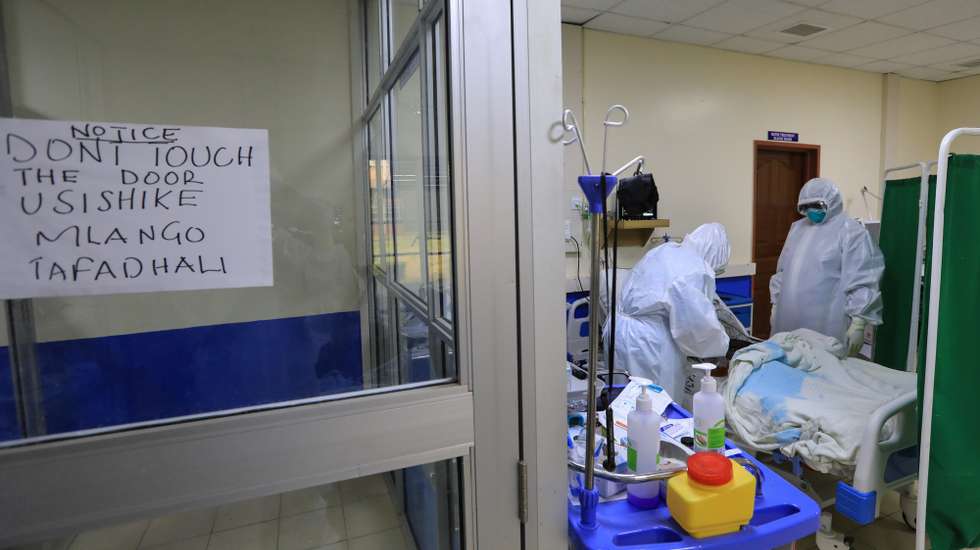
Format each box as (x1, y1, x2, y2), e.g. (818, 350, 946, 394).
(569, 403, 821, 549)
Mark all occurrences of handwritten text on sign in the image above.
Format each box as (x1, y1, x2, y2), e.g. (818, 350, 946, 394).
(0, 118, 273, 299)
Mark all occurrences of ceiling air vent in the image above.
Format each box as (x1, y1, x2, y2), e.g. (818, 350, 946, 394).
(957, 58, 980, 68)
(780, 23, 828, 37)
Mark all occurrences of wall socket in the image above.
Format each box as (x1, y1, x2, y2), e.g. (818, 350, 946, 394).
(564, 219, 572, 240)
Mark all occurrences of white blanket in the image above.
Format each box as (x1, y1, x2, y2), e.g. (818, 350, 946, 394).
(724, 329, 915, 477)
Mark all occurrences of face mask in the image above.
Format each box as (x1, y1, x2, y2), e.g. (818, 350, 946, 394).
(806, 208, 827, 224)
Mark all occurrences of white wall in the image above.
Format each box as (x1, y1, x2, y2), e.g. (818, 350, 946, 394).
(936, 74, 980, 154)
(879, 73, 980, 182)
(893, 77, 943, 165)
(567, 27, 884, 267)
(881, 74, 943, 177)
(562, 26, 585, 230)
(4, 0, 360, 341)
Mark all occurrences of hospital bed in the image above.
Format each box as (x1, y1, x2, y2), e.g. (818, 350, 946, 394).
(720, 308, 918, 508)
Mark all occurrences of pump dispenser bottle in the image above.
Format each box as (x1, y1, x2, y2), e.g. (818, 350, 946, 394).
(626, 386, 662, 508)
(692, 363, 725, 453)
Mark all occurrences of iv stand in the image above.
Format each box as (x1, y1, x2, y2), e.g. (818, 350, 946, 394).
(563, 107, 652, 529)
(583, 155, 648, 493)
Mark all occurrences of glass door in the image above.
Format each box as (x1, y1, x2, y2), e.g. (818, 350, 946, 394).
(0, 0, 544, 548)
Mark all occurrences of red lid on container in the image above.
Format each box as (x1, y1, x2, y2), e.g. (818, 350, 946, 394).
(687, 452, 733, 486)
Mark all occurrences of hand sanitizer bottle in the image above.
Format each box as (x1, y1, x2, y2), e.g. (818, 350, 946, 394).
(627, 386, 662, 508)
(692, 363, 725, 453)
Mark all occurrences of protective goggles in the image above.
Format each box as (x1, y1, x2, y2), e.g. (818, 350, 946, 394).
(797, 200, 827, 215)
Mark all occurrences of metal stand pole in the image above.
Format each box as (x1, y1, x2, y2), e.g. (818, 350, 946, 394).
(583, 211, 602, 492)
(574, 173, 617, 529)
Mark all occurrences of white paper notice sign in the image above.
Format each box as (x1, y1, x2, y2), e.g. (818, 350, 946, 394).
(0, 118, 273, 299)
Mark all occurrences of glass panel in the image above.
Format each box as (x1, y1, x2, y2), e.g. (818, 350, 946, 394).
(390, 0, 420, 56)
(397, 299, 432, 383)
(428, 16, 453, 323)
(442, 339, 455, 379)
(365, 0, 382, 98)
(404, 460, 461, 550)
(5, 459, 462, 550)
(374, 278, 397, 388)
(0, 0, 455, 444)
(368, 107, 391, 270)
(391, 58, 426, 299)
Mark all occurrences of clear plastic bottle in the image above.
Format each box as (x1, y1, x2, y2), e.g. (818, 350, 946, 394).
(693, 363, 725, 453)
(627, 386, 662, 507)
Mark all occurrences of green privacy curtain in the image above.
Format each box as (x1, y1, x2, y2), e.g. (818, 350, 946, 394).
(873, 175, 932, 370)
(917, 154, 980, 550)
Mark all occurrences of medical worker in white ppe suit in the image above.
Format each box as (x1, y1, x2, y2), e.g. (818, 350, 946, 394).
(604, 223, 731, 403)
(770, 178, 884, 356)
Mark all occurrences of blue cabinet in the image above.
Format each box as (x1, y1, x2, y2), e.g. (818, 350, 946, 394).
(716, 275, 753, 332)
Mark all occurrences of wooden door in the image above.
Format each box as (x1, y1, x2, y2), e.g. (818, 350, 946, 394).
(752, 143, 819, 338)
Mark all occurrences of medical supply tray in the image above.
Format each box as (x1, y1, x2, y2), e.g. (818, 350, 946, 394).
(569, 402, 820, 549)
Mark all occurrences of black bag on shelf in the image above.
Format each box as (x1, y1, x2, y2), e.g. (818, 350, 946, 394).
(616, 172, 659, 220)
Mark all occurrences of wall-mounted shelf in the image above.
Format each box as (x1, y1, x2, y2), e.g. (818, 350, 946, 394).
(605, 218, 670, 246)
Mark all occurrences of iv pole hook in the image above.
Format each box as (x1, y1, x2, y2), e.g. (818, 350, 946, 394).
(563, 108, 592, 175)
(601, 104, 629, 175)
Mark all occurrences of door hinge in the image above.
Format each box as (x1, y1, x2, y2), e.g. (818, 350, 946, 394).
(518, 460, 528, 524)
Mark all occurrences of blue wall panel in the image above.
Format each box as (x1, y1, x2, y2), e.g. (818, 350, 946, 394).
(0, 311, 362, 442)
(0, 348, 17, 441)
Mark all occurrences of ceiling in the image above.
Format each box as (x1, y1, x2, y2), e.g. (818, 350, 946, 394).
(561, 0, 980, 81)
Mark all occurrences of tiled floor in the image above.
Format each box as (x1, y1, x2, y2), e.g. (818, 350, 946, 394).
(794, 489, 920, 550)
(13, 475, 418, 550)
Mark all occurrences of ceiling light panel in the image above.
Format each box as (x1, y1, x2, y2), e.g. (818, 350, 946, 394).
(768, 44, 830, 60)
(585, 13, 670, 37)
(878, 0, 980, 31)
(611, 0, 726, 24)
(819, 0, 929, 19)
(926, 16, 980, 41)
(652, 24, 732, 46)
(892, 42, 980, 65)
(685, 0, 806, 34)
(856, 60, 916, 73)
(800, 21, 909, 51)
(813, 52, 877, 67)
(714, 35, 785, 54)
(785, 0, 832, 6)
(897, 65, 957, 81)
(849, 32, 955, 59)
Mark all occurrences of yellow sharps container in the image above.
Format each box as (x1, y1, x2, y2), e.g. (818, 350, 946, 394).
(667, 452, 756, 538)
